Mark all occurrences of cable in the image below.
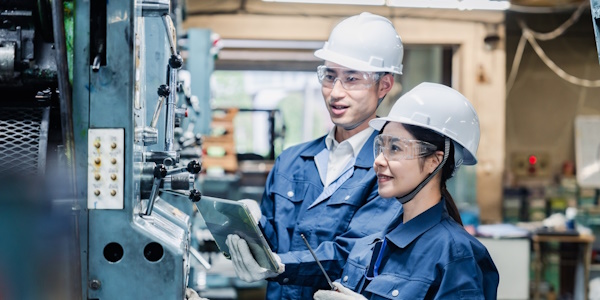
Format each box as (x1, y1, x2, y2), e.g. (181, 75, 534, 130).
(507, 1, 600, 91)
(506, 34, 527, 94)
(523, 29, 600, 88)
(525, 2, 589, 41)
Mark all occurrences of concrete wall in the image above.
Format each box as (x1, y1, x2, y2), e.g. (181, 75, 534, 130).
(505, 10, 600, 187)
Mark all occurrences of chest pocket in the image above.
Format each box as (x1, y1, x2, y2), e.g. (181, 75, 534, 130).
(365, 274, 431, 300)
(327, 184, 369, 207)
(270, 177, 307, 231)
(271, 176, 305, 204)
(339, 259, 367, 291)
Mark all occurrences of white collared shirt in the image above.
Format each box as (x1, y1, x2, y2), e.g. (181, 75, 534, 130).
(323, 126, 374, 187)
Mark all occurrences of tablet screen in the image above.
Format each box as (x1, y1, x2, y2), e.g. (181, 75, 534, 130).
(197, 196, 279, 272)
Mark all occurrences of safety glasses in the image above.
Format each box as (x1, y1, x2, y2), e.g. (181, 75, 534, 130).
(374, 134, 437, 161)
(316, 65, 380, 90)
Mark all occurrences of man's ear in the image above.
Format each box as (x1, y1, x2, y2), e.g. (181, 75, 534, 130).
(377, 74, 394, 99)
(426, 151, 445, 174)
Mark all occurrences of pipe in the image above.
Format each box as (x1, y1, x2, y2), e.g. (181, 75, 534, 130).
(51, 0, 81, 298)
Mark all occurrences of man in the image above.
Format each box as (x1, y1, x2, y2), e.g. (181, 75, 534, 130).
(226, 12, 404, 300)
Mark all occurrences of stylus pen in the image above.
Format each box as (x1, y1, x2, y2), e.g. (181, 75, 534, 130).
(300, 234, 338, 291)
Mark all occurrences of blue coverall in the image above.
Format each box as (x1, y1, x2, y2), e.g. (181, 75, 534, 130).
(335, 200, 499, 299)
(258, 131, 402, 300)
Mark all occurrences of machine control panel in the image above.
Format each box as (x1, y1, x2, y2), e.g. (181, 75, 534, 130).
(88, 128, 125, 209)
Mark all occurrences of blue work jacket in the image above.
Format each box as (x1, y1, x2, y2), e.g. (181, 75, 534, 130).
(259, 131, 402, 300)
(337, 200, 499, 299)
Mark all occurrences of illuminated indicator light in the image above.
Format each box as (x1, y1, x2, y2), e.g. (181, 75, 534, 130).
(528, 155, 537, 165)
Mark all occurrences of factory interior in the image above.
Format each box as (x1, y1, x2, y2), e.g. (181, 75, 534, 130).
(1, 0, 600, 299)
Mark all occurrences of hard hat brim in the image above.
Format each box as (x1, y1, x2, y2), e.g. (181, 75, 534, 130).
(314, 49, 403, 75)
(369, 116, 477, 165)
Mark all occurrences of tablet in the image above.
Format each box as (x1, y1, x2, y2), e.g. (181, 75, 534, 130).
(197, 196, 280, 272)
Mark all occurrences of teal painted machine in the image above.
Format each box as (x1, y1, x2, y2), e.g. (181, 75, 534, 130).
(70, 0, 210, 299)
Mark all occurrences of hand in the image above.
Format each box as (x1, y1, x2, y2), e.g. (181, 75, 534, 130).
(226, 234, 284, 282)
(313, 282, 367, 300)
(239, 199, 261, 224)
(185, 288, 209, 300)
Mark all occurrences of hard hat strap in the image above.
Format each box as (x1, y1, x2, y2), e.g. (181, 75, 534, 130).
(395, 138, 450, 205)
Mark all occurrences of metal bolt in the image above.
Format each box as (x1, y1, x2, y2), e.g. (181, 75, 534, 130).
(110, 174, 117, 181)
(111, 158, 117, 165)
(94, 190, 101, 196)
(94, 158, 101, 165)
(89, 279, 101, 290)
(111, 142, 117, 149)
(94, 141, 101, 148)
(110, 190, 117, 196)
(94, 174, 101, 181)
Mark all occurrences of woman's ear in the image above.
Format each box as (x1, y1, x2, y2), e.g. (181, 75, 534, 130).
(426, 151, 445, 174)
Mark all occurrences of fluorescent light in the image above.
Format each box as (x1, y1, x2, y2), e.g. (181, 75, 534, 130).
(386, 0, 510, 10)
(263, 0, 385, 5)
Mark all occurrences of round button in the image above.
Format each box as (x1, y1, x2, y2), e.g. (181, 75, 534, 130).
(343, 275, 349, 282)
(282, 278, 289, 283)
(392, 290, 399, 297)
(287, 191, 294, 197)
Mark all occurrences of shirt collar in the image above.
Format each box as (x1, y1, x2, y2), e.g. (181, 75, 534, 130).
(325, 126, 375, 156)
(385, 200, 446, 249)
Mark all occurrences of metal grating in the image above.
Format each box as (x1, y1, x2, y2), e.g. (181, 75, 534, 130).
(0, 107, 50, 176)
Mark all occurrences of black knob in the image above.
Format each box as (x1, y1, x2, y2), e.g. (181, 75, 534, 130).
(189, 189, 201, 202)
(187, 160, 202, 174)
(169, 54, 183, 69)
(153, 164, 167, 178)
(157, 84, 170, 97)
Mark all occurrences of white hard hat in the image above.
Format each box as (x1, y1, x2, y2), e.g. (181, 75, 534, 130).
(369, 82, 480, 166)
(314, 12, 403, 75)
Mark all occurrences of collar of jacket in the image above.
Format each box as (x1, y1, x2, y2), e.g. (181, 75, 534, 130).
(299, 131, 379, 169)
(385, 199, 447, 249)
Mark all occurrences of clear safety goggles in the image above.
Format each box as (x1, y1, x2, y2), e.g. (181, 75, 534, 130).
(373, 134, 437, 161)
(316, 65, 380, 90)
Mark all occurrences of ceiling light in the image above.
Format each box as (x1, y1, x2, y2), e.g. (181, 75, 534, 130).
(386, 0, 510, 10)
(262, 0, 385, 5)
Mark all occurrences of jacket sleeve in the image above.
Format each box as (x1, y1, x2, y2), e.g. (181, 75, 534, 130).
(434, 256, 499, 300)
(270, 188, 402, 288)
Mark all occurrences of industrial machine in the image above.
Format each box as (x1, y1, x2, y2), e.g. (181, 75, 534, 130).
(0, 0, 213, 299)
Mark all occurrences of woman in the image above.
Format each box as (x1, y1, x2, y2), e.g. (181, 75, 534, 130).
(314, 82, 499, 300)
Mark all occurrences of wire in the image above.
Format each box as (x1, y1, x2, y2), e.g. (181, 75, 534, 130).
(506, 34, 527, 94)
(507, 1, 600, 93)
(523, 29, 600, 88)
(525, 2, 589, 41)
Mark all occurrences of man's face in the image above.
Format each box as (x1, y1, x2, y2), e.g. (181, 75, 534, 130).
(319, 62, 390, 133)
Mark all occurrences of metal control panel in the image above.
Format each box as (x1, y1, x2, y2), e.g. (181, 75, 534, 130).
(88, 128, 125, 209)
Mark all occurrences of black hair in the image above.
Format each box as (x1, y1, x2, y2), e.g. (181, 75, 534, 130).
(403, 124, 463, 226)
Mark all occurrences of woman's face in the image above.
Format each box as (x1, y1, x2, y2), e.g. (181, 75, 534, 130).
(373, 123, 432, 199)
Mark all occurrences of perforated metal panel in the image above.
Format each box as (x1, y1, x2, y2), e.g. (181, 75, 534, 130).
(0, 107, 50, 176)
